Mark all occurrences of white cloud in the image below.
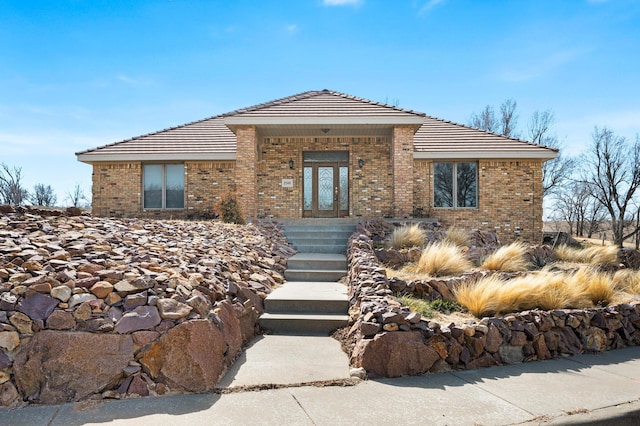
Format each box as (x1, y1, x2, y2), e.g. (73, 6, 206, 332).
(419, 0, 446, 14)
(321, 0, 362, 6)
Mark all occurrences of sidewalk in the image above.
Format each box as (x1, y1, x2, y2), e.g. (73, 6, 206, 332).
(2, 346, 640, 426)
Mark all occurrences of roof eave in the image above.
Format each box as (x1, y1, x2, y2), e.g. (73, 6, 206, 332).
(76, 152, 237, 163)
(414, 151, 558, 160)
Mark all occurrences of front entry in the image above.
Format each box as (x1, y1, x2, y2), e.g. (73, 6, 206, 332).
(303, 152, 349, 218)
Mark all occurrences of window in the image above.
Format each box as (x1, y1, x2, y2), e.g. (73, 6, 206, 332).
(143, 164, 184, 209)
(433, 162, 477, 208)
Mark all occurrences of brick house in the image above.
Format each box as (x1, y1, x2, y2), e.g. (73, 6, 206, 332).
(76, 90, 557, 242)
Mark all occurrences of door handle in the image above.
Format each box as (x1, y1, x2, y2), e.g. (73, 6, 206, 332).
(334, 186, 338, 201)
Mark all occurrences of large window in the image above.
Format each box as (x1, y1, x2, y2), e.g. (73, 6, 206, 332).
(143, 164, 184, 209)
(434, 162, 477, 208)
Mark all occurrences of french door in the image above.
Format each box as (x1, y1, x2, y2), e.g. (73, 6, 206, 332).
(303, 152, 349, 218)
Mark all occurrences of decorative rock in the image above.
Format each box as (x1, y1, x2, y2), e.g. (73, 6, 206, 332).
(0, 351, 11, 369)
(360, 321, 382, 336)
(127, 375, 149, 396)
(50, 285, 72, 302)
(139, 319, 225, 392)
(132, 330, 160, 349)
(581, 327, 607, 352)
(350, 367, 367, 379)
(68, 293, 97, 308)
(9, 312, 34, 335)
(0, 382, 20, 408)
(157, 298, 193, 320)
(115, 306, 161, 334)
(73, 302, 93, 321)
(90, 281, 114, 298)
(46, 310, 76, 330)
(123, 291, 148, 311)
(114, 276, 157, 295)
(17, 292, 59, 320)
(13, 331, 134, 404)
(383, 323, 399, 332)
(351, 331, 440, 377)
(499, 345, 525, 364)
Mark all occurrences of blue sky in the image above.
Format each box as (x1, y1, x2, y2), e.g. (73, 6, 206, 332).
(1, 0, 639, 205)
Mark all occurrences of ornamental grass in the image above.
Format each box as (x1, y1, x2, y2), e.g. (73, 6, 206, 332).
(480, 241, 530, 272)
(415, 241, 473, 277)
(390, 224, 426, 249)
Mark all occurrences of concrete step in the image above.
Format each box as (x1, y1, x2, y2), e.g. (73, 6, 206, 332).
(290, 243, 347, 254)
(259, 313, 349, 335)
(285, 269, 346, 281)
(284, 231, 353, 241)
(286, 237, 351, 246)
(264, 282, 349, 314)
(283, 226, 355, 234)
(287, 253, 347, 271)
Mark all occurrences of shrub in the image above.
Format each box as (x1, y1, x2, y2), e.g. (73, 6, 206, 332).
(481, 241, 530, 272)
(214, 192, 245, 224)
(554, 244, 619, 265)
(443, 227, 470, 247)
(390, 224, 426, 249)
(416, 241, 473, 276)
(399, 295, 463, 318)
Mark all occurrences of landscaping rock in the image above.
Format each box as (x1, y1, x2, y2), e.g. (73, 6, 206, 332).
(115, 306, 161, 334)
(139, 320, 225, 393)
(13, 331, 133, 404)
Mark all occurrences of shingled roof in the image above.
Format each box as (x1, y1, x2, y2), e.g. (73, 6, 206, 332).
(76, 90, 557, 162)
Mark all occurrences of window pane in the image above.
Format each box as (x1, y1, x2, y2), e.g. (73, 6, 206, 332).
(434, 163, 453, 207)
(303, 167, 312, 211)
(143, 165, 163, 209)
(339, 166, 348, 211)
(165, 164, 184, 209)
(457, 162, 477, 208)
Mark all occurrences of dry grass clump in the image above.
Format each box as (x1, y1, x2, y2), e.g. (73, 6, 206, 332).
(443, 227, 470, 247)
(481, 241, 530, 272)
(416, 241, 473, 277)
(567, 267, 616, 306)
(554, 244, 619, 265)
(614, 269, 640, 293)
(390, 224, 426, 249)
(454, 266, 618, 317)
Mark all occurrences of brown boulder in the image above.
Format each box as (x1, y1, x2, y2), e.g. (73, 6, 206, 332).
(215, 300, 243, 360)
(351, 331, 440, 377)
(139, 319, 226, 392)
(13, 331, 133, 404)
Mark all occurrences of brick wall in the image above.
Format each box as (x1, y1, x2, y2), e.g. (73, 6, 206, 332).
(185, 161, 236, 215)
(235, 126, 258, 219)
(256, 136, 393, 219)
(392, 126, 414, 218)
(91, 162, 142, 217)
(91, 161, 236, 219)
(413, 159, 544, 243)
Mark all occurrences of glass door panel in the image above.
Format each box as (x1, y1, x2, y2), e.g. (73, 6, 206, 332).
(318, 166, 334, 211)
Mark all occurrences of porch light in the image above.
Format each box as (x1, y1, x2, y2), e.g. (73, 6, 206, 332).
(289, 158, 295, 170)
(320, 128, 330, 134)
(358, 158, 365, 168)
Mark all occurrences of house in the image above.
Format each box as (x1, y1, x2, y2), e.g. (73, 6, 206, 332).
(76, 89, 557, 242)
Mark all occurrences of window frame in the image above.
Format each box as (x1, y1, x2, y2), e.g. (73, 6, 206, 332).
(433, 161, 478, 209)
(142, 163, 185, 210)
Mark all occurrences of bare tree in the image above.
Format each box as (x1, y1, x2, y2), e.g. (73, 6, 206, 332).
(582, 128, 640, 247)
(469, 105, 499, 134)
(65, 183, 88, 208)
(470, 99, 520, 138)
(0, 163, 29, 206)
(499, 99, 519, 138)
(527, 110, 576, 196)
(29, 183, 58, 206)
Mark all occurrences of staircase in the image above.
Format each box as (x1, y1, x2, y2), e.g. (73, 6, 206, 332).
(259, 220, 356, 335)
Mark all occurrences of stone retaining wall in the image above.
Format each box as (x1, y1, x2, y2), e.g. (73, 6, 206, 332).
(346, 220, 640, 378)
(0, 210, 295, 407)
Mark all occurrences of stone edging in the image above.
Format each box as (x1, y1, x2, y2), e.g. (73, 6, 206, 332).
(346, 220, 640, 378)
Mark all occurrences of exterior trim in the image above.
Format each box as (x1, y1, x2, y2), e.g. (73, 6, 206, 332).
(414, 151, 557, 160)
(77, 152, 236, 163)
(224, 115, 425, 127)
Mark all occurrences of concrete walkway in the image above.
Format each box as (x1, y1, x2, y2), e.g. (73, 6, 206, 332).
(3, 346, 640, 425)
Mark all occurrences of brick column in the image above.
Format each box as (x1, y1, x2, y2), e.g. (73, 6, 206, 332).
(235, 126, 257, 219)
(392, 125, 414, 218)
